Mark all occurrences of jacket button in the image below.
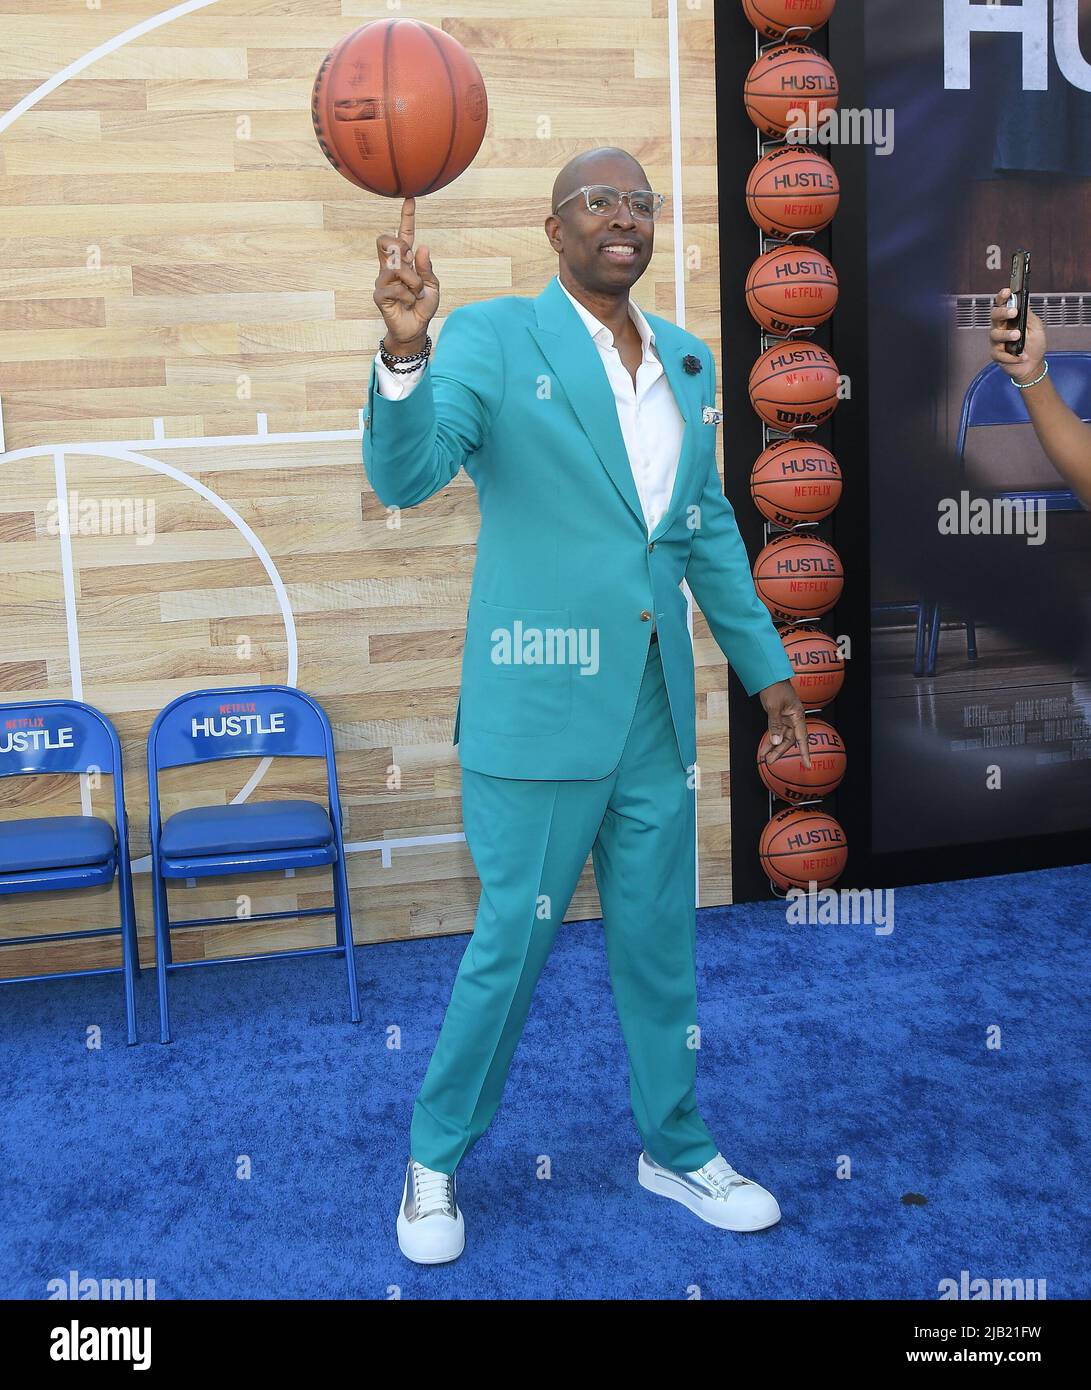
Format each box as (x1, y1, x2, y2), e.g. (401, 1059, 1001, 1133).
(640, 610, 652, 622)
(648, 542, 656, 553)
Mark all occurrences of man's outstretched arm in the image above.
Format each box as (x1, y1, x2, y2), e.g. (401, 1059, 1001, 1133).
(684, 346, 811, 767)
(362, 197, 503, 509)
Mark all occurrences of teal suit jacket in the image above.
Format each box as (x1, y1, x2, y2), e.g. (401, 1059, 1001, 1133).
(362, 274, 793, 780)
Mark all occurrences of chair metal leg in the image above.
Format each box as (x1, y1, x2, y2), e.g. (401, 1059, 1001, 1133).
(913, 601, 928, 677)
(152, 867, 172, 1044)
(333, 851, 360, 1024)
(117, 867, 139, 1046)
(926, 603, 942, 677)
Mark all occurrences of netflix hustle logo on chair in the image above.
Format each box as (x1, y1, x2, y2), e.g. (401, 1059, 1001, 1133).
(0, 717, 75, 754)
(190, 702, 287, 740)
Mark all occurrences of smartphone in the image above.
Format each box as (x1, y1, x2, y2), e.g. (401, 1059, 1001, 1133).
(1007, 249, 1032, 357)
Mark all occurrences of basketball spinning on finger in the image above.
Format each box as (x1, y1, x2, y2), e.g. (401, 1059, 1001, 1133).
(312, 19, 488, 196)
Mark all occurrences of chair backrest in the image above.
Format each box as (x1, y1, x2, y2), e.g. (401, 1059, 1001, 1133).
(146, 685, 343, 836)
(956, 352, 1091, 457)
(0, 698, 126, 826)
(0, 699, 121, 779)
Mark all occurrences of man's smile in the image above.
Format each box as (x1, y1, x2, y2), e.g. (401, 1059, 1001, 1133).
(601, 240, 641, 263)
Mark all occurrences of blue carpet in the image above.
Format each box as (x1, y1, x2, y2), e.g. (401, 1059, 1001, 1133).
(2, 863, 1089, 1300)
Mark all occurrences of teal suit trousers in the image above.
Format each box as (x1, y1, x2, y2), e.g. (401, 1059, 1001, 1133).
(410, 639, 719, 1176)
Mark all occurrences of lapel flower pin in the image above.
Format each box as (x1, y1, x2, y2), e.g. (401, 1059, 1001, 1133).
(682, 353, 702, 375)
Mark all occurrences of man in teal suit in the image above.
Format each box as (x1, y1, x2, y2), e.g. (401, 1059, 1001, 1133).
(363, 148, 810, 1264)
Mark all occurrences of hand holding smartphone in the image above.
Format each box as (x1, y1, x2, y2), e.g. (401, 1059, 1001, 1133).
(1006, 248, 1031, 357)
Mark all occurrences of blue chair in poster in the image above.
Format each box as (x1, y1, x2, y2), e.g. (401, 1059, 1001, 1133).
(926, 352, 1091, 675)
(147, 685, 360, 1043)
(0, 699, 139, 1044)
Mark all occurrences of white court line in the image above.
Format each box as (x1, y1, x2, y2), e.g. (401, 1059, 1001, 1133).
(666, 0, 701, 908)
(0, 0, 223, 136)
(52, 450, 93, 816)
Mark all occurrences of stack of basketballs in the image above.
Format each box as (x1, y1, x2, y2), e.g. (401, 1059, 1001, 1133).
(740, 0, 848, 894)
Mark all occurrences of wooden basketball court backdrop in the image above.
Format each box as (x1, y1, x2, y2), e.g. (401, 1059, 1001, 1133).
(0, 0, 733, 986)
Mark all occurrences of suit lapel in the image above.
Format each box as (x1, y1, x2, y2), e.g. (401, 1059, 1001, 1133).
(528, 277, 703, 539)
(528, 278, 644, 530)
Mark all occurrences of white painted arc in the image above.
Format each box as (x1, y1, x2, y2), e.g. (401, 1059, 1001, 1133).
(81, 445, 299, 815)
(0, 0, 224, 137)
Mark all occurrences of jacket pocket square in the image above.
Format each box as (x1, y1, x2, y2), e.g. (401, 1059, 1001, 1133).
(702, 407, 723, 425)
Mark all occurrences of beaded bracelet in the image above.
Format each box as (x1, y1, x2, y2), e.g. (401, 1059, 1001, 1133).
(1011, 359, 1049, 390)
(380, 334, 432, 373)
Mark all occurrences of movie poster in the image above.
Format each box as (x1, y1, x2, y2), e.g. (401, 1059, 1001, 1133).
(866, 0, 1091, 851)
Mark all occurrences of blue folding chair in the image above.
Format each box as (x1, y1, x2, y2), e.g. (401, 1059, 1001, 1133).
(0, 699, 139, 1044)
(925, 351, 1091, 674)
(147, 684, 360, 1043)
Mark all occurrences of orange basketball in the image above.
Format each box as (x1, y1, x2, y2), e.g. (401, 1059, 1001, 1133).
(744, 45, 839, 139)
(753, 533, 844, 622)
(745, 246, 838, 334)
(758, 718, 846, 803)
(312, 20, 488, 196)
(742, 0, 837, 41)
(746, 147, 839, 238)
(779, 625, 845, 708)
(760, 806, 847, 890)
(748, 342, 840, 429)
(750, 440, 842, 526)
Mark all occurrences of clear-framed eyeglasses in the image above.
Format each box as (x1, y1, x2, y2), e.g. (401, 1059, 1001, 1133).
(553, 185, 667, 222)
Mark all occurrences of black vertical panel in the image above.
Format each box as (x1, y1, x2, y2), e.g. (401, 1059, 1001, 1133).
(716, 2, 852, 900)
(824, 4, 873, 888)
(714, 1, 769, 903)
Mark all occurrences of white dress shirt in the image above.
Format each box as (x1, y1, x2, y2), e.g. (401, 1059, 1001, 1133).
(372, 275, 685, 537)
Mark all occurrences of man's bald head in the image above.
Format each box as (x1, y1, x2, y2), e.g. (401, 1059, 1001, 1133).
(550, 147, 649, 214)
(545, 146, 655, 299)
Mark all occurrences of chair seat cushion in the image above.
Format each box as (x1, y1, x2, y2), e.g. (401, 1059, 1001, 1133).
(160, 799, 333, 858)
(0, 815, 116, 873)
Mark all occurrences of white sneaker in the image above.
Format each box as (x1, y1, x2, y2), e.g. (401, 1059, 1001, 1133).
(396, 1157, 465, 1264)
(638, 1150, 782, 1232)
